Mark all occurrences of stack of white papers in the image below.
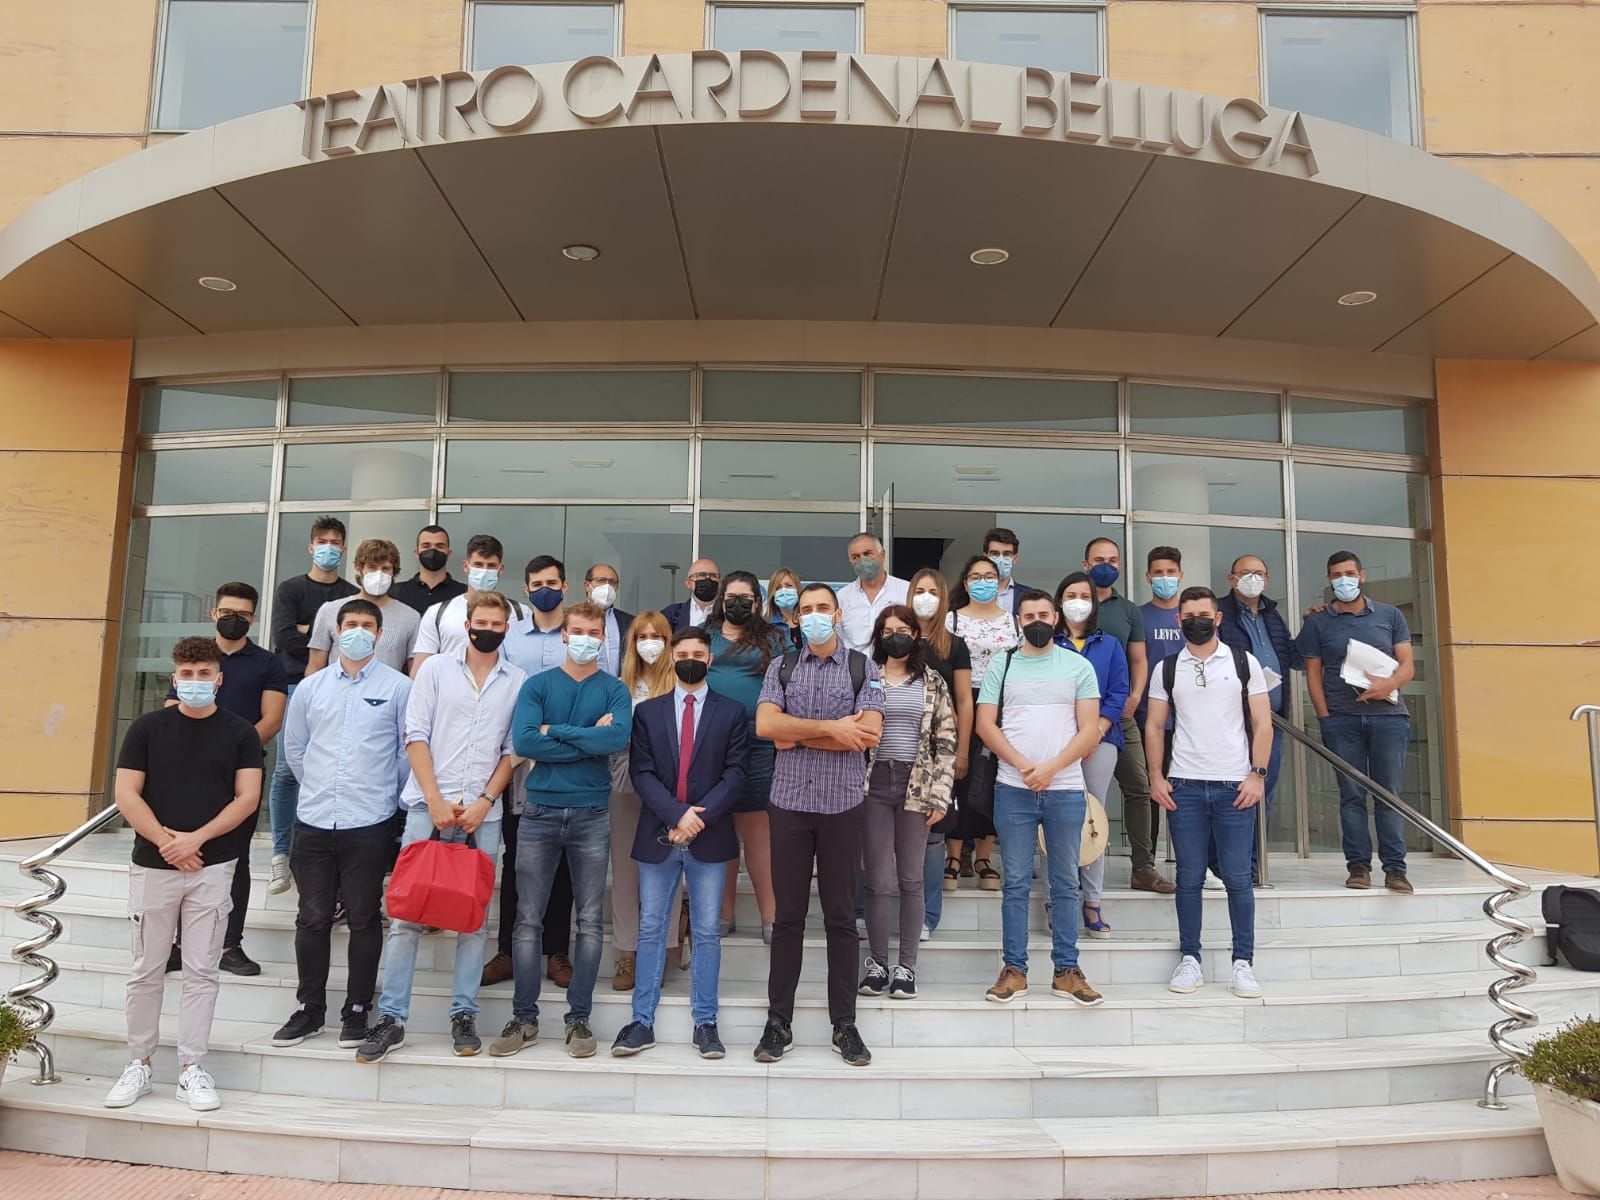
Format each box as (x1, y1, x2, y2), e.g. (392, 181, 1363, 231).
(1340, 641, 1402, 703)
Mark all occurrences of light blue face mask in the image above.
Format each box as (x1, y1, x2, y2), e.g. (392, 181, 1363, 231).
(338, 626, 377, 661)
(173, 678, 217, 707)
(311, 543, 342, 570)
(566, 634, 602, 664)
(1331, 575, 1362, 602)
(989, 554, 1014, 580)
(1150, 577, 1180, 601)
(800, 612, 836, 644)
(967, 578, 1000, 605)
(467, 566, 501, 592)
(773, 587, 799, 612)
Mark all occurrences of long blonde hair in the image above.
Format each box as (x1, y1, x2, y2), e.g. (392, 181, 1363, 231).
(620, 611, 676, 699)
(764, 566, 801, 624)
(909, 568, 954, 660)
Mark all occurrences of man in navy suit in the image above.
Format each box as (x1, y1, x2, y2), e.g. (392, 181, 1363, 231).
(661, 558, 721, 632)
(614, 625, 749, 1059)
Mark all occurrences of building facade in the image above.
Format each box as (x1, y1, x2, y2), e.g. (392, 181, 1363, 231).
(1, 0, 1597, 872)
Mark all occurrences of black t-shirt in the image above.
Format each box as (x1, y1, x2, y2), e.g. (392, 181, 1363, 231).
(391, 572, 468, 616)
(273, 574, 358, 682)
(922, 635, 973, 696)
(116, 706, 263, 870)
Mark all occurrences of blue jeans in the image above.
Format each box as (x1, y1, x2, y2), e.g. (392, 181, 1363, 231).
(269, 681, 300, 856)
(922, 832, 943, 933)
(633, 848, 725, 1028)
(993, 783, 1084, 973)
(1208, 724, 1285, 880)
(512, 804, 610, 1025)
(378, 807, 502, 1023)
(1169, 778, 1256, 963)
(1319, 713, 1411, 875)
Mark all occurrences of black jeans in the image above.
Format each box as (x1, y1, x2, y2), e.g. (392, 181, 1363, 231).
(291, 819, 391, 1020)
(497, 806, 572, 958)
(768, 803, 865, 1027)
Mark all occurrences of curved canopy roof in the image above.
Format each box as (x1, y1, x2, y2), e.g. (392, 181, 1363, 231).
(1, 53, 1596, 360)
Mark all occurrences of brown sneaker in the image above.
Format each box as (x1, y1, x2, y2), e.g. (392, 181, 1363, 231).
(985, 965, 1029, 1003)
(1346, 867, 1372, 890)
(547, 953, 574, 988)
(1130, 867, 1177, 895)
(480, 952, 513, 987)
(1384, 871, 1414, 895)
(611, 952, 636, 992)
(1051, 967, 1104, 1007)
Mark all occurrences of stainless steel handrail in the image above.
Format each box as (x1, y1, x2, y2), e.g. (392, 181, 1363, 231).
(1570, 705, 1600, 873)
(6, 806, 122, 1085)
(1271, 713, 1537, 1110)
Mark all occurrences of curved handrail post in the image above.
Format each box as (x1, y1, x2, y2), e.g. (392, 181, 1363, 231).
(1268, 714, 1536, 1109)
(1570, 705, 1600, 875)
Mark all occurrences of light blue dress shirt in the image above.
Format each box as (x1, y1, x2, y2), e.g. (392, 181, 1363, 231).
(401, 649, 527, 819)
(504, 621, 568, 678)
(284, 655, 412, 830)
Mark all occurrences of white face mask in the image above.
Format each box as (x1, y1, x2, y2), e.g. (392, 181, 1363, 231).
(1062, 598, 1093, 624)
(911, 593, 940, 620)
(635, 638, 665, 664)
(1236, 573, 1266, 599)
(361, 570, 393, 597)
(590, 582, 617, 610)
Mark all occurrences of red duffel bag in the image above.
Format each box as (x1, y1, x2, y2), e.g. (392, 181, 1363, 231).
(385, 827, 497, 934)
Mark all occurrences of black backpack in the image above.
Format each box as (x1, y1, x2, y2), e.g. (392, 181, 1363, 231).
(776, 647, 869, 700)
(1542, 885, 1600, 971)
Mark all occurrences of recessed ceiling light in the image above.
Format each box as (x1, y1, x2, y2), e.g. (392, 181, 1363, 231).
(197, 276, 237, 292)
(969, 248, 1009, 266)
(561, 244, 601, 262)
(1337, 289, 1378, 306)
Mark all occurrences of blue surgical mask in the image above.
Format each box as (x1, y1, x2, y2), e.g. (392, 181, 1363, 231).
(311, 543, 342, 570)
(566, 634, 602, 664)
(852, 556, 882, 583)
(173, 678, 216, 707)
(1151, 577, 1180, 601)
(1331, 576, 1362, 602)
(967, 578, 1000, 605)
(467, 566, 500, 592)
(773, 587, 798, 612)
(338, 627, 377, 661)
(800, 612, 836, 645)
(1089, 563, 1120, 589)
(990, 554, 1014, 580)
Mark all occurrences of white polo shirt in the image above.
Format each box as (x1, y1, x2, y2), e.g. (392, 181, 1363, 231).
(1146, 642, 1270, 781)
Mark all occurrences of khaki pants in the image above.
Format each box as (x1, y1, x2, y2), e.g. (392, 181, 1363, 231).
(608, 788, 642, 953)
(125, 860, 235, 1064)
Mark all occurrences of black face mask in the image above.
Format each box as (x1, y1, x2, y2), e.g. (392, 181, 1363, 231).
(1180, 616, 1217, 645)
(879, 632, 915, 660)
(418, 549, 448, 572)
(692, 578, 720, 603)
(468, 627, 506, 654)
(724, 596, 755, 625)
(1022, 620, 1055, 649)
(215, 613, 250, 641)
(674, 659, 708, 685)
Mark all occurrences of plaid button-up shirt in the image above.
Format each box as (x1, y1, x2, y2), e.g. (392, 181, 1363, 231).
(757, 641, 884, 814)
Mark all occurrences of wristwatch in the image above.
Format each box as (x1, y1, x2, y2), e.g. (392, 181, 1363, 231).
(1251, 767, 1269, 779)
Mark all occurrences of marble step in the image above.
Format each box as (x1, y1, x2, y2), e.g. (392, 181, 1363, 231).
(0, 1074, 1553, 1199)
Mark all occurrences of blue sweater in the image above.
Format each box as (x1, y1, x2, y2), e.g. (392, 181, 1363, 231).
(1056, 630, 1130, 749)
(512, 666, 633, 808)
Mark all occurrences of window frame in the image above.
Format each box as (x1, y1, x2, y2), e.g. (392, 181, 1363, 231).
(1258, 4, 1421, 147)
(150, 0, 315, 134)
(947, 1, 1108, 76)
(705, 1, 865, 56)
(461, 0, 624, 71)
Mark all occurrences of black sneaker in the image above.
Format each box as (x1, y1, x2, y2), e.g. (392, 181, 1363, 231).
(753, 1018, 793, 1063)
(166, 943, 182, 973)
(219, 946, 261, 977)
(693, 1023, 726, 1060)
(858, 956, 889, 997)
(331, 899, 348, 928)
(271, 1007, 323, 1047)
(889, 965, 917, 999)
(339, 1006, 371, 1048)
(451, 1013, 481, 1057)
(355, 1016, 405, 1064)
(611, 1021, 655, 1057)
(831, 1021, 872, 1067)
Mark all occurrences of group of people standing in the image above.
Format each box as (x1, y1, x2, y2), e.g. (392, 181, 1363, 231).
(102, 517, 1416, 1111)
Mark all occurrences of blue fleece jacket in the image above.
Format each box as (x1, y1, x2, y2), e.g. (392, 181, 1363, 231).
(512, 666, 633, 808)
(1056, 629, 1130, 749)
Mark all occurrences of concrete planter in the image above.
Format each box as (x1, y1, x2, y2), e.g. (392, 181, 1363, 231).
(1533, 1082, 1600, 1197)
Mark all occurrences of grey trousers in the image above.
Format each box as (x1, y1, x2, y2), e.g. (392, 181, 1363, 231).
(1116, 715, 1156, 872)
(126, 860, 236, 1064)
(864, 759, 929, 970)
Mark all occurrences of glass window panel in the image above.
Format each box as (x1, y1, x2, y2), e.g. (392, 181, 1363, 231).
(156, 1, 308, 130)
(468, 1, 617, 69)
(702, 371, 861, 424)
(891, 509, 1115, 595)
(135, 445, 273, 506)
(1129, 383, 1280, 442)
(1291, 394, 1426, 456)
(1264, 14, 1415, 143)
(139, 379, 278, 434)
(282, 441, 433, 501)
(873, 373, 1117, 431)
(1130, 453, 1282, 519)
(288, 374, 436, 426)
(951, 7, 1100, 73)
(711, 4, 858, 52)
(701, 440, 860, 502)
(273, 510, 428, 595)
(699, 510, 864, 586)
(875, 442, 1117, 509)
(448, 370, 691, 423)
(446, 439, 689, 499)
(1131, 524, 1287, 605)
(1294, 463, 1428, 528)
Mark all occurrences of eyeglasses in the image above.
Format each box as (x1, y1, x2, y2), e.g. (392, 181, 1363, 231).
(687, 571, 720, 582)
(591, 577, 619, 588)
(656, 832, 698, 847)
(1192, 659, 1209, 689)
(965, 573, 998, 583)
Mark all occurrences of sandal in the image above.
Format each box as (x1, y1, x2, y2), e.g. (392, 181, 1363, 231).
(975, 857, 1001, 892)
(944, 855, 961, 893)
(1082, 902, 1112, 940)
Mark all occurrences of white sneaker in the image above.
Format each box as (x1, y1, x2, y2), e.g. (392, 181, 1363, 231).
(177, 1064, 221, 1112)
(1168, 955, 1205, 994)
(855, 917, 868, 940)
(919, 924, 931, 942)
(1203, 871, 1226, 891)
(1230, 959, 1262, 999)
(104, 1061, 152, 1108)
(268, 854, 292, 895)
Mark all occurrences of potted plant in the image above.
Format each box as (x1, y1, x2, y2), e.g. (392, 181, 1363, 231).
(1523, 1016, 1600, 1197)
(0, 1004, 34, 1089)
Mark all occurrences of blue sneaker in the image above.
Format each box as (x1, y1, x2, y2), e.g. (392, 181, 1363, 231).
(693, 1022, 726, 1060)
(611, 1021, 655, 1057)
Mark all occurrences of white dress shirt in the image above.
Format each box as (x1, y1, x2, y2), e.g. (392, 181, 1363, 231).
(401, 649, 528, 819)
(838, 575, 910, 652)
(673, 684, 708, 744)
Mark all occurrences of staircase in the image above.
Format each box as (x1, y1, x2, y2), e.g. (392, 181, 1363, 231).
(2, 833, 1595, 1199)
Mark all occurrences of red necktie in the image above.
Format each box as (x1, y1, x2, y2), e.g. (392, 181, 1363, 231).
(676, 694, 696, 804)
